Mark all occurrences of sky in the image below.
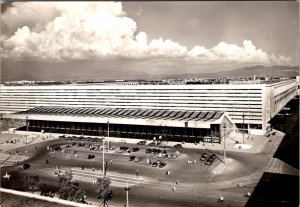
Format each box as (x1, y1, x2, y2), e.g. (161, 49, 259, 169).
(1, 1, 299, 81)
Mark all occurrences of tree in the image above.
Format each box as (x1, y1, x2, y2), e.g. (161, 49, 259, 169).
(95, 177, 113, 207)
(57, 171, 86, 203)
(23, 175, 40, 192)
(58, 170, 73, 186)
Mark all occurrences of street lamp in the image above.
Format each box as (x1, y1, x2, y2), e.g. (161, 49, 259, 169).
(124, 181, 130, 207)
(107, 121, 110, 138)
(223, 125, 226, 164)
(242, 113, 245, 144)
(102, 139, 110, 177)
(0, 113, 3, 134)
(26, 116, 28, 145)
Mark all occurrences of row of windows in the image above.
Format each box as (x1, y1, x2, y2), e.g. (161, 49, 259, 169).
(1, 103, 263, 109)
(1, 88, 263, 91)
(0, 99, 262, 105)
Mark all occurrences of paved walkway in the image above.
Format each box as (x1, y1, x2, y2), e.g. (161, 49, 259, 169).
(1, 129, 273, 154)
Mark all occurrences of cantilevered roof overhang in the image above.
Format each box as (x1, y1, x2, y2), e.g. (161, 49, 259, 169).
(4, 106, 234, 129)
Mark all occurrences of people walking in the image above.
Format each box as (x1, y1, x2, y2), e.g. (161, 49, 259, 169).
(218, 196, 224, 203)
(244, 192, 251, 197)
(172, 186, 176, 191)
(136, 169, 139, 178)
(82, 165, 84, 170)
(176, 180, 179, 185)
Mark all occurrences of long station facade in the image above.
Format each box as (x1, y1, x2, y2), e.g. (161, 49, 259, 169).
(1, 79, 297, 142)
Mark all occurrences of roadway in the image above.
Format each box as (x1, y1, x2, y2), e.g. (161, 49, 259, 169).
(0, 136, 276, 207)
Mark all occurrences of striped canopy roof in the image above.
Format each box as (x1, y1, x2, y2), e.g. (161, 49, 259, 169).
(19, 106, 224, 123)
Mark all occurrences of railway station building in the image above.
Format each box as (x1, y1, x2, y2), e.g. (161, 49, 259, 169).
(1, 79, 297, 142)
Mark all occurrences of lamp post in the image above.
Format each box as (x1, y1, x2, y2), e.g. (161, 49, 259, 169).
(102, 140, 105, 177)
(107, 121, 110, 152)
(223, 125, 226, 164)
(0, 113, 3, 134)
(26, 116, 28, 145)
(125, 181, 130, 207)
(107, 121, 110, 138)
(102, 139, 110, 177)
(242, 113, 245, 144)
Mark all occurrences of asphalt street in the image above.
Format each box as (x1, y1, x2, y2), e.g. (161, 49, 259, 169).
(0, 136, 274, 207)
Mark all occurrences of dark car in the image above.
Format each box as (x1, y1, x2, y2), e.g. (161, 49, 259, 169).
(205, 154, 216, 165)
(174, 144, 183, 148)
(77, 143, 85, 147)
(148, 142, 156, 146)
(129, 156, 136, 161)
(17, 163, 31, 170)
(71, 142, 76, 146)
(137, 140, 146, 145)
(88, 154, 95, 159)
(152, 149, 161, 154)
(65, 144, 71, 148)
(147, 148, 161, 154)
(159, 162, 167, 168)
(152, 161, 158, 167)
(54, 146, 62, 151)
(120, 146, 129, 151)
(132, 147, 139, 152)
(200, 153, 208, 161)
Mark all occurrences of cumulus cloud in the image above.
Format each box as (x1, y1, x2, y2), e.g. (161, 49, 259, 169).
(1, 2, 291, 65)
(187, 40, 284, 65)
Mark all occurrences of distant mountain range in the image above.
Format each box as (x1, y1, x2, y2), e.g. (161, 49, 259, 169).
(166, 65, 299, 79)
(1, 59, 298, 82)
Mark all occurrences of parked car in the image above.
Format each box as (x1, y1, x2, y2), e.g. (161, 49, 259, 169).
(132, 147, 139, 152)
(88, 154, 95, 159)
(159, 162, 167, 168)
(17, 163, 31, 170)
(174, 144, 183, 148)
(200, 153, 208, 161)
(54, 146, 62, 151)
(152, 161, 158, 167)
(120, 146, 129, 151)
(149, 148, 161, 154)
(148, 142, 156, 146)
(70, 150, 77, 154)
(137, 140, 146, 145)
(205, 154, 217, 165)
(129, 156, 136, 161)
